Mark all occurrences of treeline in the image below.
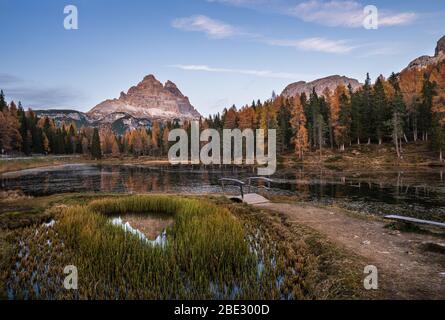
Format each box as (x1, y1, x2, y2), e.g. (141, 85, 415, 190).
(1, 63, 444, 162)
(0, 90, 178, 159)
(206, 65, 445, 161)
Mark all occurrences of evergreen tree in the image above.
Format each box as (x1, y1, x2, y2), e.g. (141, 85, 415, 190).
(67, 123, 77, 154)
(28, 110, 44, 153)
(373, 77, 391, 144)
(392, 93, 406, 158)
(308, 88, 320, 148)
(362, 73, 374, 144)
(419, 75, 436, 141)
(18, 103, 32, 155)
(389, 74, 407, 158)
(277, 98, 292, 152)
(350, 89, 363, 144)
(42, 133, 50, 154)
(91, 128, 102, 159)
(0, 90, 7, 112)
(337, 89, 351, 150)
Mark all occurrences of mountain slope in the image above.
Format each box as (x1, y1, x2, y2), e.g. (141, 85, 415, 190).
(88, 75, 201, 121)
(399, 35, 445, 107)
(33, 110, 91, 128)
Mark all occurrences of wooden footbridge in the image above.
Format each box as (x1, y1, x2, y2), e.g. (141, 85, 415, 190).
(219, 177, 272, 204)
(218, 178, 445, 230)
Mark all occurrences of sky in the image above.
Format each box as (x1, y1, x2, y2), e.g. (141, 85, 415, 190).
(0, 0, 444, 117)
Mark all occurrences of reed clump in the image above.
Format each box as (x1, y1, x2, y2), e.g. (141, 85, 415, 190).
(8, 195, 281, 299)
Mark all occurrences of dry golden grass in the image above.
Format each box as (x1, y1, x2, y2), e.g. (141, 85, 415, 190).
(1, 194, 371, 300)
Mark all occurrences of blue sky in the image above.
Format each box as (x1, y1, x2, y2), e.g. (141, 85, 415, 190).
(0, 0, 444, 116)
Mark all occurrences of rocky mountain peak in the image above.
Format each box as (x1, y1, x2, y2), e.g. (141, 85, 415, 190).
(128, 74, 164, 93)
(435, 35, 445, 56)
(164, 80, 184, 97)
(87, 74, 201, 122)
(142, 74, 158, 83)
(405, 35, 445, 71)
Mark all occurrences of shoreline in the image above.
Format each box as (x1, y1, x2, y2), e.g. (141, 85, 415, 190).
(1, 154, 444, 176)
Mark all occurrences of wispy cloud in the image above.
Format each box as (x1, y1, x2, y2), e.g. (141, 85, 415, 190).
(205, 0, 272, 10)
(0, 73, 21, 85)
(264, 37, 355, 54)
(378, 12, 417, 27)
(0, 74, 83, 109)
(5, 87, 82, 108)
(289, 0, 416, 28)
(171, 64, 316, 80)
(172, 15, 239, 38)
(172, 14, 354, 54)
(206, 0, 264, 5)
(206, 0, 417, 28)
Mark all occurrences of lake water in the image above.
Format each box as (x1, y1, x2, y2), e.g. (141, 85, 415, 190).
(1, 164, 444, 221)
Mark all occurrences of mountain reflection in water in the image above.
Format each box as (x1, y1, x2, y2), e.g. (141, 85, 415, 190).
(1, 164, 444, 221)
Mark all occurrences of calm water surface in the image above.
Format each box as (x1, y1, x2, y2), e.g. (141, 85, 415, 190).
(1, 164, 444, 221)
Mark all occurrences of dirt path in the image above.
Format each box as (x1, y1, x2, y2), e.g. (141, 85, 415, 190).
(255, 202, 445, 299)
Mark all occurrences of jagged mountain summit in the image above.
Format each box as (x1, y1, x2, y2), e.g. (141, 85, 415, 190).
(404, 35, 445, 71)
(34, 75, 201, 134)
(281, 75, 362, 98)
(88, 74, 201, 121)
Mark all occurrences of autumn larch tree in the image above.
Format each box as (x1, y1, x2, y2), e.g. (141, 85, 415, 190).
(5, 101, 23, 152)
(330, 84, 350, 151)
(223, 106, 238, 129)
(162, 126, 171, 155)
(430, 61, 445, 161)
(151, 121, 161, 154)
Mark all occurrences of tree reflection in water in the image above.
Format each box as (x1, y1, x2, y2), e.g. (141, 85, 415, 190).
(1, 164, 444, 220)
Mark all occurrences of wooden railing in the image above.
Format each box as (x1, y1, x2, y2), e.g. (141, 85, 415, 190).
(247, 177, 273, 193)
(218, 178, 245, 199)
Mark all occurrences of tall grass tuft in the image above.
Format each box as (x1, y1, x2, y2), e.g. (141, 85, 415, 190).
(42, 195, 264, 299)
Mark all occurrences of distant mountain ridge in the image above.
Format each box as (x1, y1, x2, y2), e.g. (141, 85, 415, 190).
(280, 36, 445, 99)
(34, 75, 201, 134)
(281, 75, 362, 98)
(33, 109, 152, 135)
(33, 109, 91, 128)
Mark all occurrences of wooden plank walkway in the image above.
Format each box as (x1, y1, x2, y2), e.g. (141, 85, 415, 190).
(227, 193, 270, 205)
(384, 215, 445, 228)
(219, 177, 270, 205)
